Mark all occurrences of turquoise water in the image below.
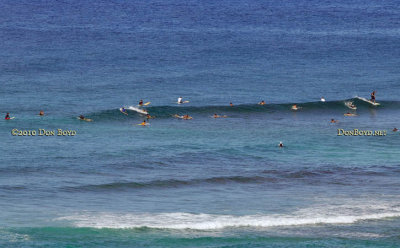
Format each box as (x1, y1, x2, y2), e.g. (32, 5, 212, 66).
(1, 0, 400, 247)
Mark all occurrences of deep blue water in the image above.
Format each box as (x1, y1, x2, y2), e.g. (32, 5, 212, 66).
(1, 0, 400, 247)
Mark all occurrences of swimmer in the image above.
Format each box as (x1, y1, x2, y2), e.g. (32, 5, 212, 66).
(258, 100, 266, 105)
(330, 119, 338, 123)
(393, 128, 398, 132)
(279, 141, 284, 148)
(5, 113, 11, 120)
(146, 114, 154, 119)
(39, 110, 44, 116)
(230, 102, 233, 107)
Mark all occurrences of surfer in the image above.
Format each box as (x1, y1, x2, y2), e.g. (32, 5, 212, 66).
(258, 100, 266, 105)
(230, 102, 233, 107)
(213, 114, 227, 118)
(79, 115, 85, 120)
(321, 97, 326, 102)
(5, 113, 11, 120)
(344, 112, 357, 117)
(173, 114, 191, 120)
(146, 114, 154, 119)
(330, 119, 338, 123)
(178, 97, 183, 104)
(39, 110, 44, 116)
(370, 91, 376, 103)
(291, 104, 298, 110)
(279, 141, 284, 148)
(140, 120, 147, 126)
(139, 99, 143, 106)
(393, 128, 398, 132)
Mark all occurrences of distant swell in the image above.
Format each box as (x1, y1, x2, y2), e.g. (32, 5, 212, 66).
(86, 98, 400, 120)
(63, 165, 400, 192)
(63, 176, 270, 192)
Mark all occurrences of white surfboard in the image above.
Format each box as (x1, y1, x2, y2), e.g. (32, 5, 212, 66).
(177, 100, 190, 104)
(355, 96, 380, 106)
(127, 106, 148, 115)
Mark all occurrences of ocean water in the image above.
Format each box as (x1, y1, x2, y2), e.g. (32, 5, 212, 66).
(1, 0, 400, 247)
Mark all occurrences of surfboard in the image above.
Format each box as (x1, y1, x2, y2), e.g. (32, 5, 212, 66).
(174, 114, 192, 119)
(344, 113, 357, 117)
(345, 101, 357, 110)
(137, 123, 150, 126)
(355, 96, 380, 106)
(127, 106, 148, 115)
(119, 108, 128, 115)
(6, 117, 15, 120)
(143, 102, 151, 106)
(320, 98, 326, 102)
(77, 117, 93, 122)
(177, 101, 189, 104)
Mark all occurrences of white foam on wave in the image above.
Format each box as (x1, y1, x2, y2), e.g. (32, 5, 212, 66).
(58, 204, 400, 230)
(126, 106, 147, 115)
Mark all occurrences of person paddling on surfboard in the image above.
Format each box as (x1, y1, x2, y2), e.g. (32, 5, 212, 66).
(230, 102, 233, 107)
(393, 128, 398, 132)
(178, 97, 183, 104)
(258, 100, 266, 105)
(370, 91, 376, 103)
(139, 99, 143, 106)
(5, 113, 10, 120)
(279, 141, 284, 148)
(39, 110, 44, 116)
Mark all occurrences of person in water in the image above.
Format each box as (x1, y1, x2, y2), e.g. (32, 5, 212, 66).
(279, 141, 284, 148)
(140, 120, 147, 125)
(178, 97, 183, 104)
(183, 114, 191, 120)
(393, 128, 398, 132)
(146, 114, 154, 119)
(370, 91, 376, 103)
(259, 100, 266, 105)
(139, 99, 143, 106)
(230, 102, 233, 107)
(79, 115, 85, 120)
(291, 104, 298, 110)
(330, 119, 338, 123)
(344, 112, 357, 116)
(5, 113, 10, 120)
(121, 107, 126, 112)
(39, 110, 44, 116)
